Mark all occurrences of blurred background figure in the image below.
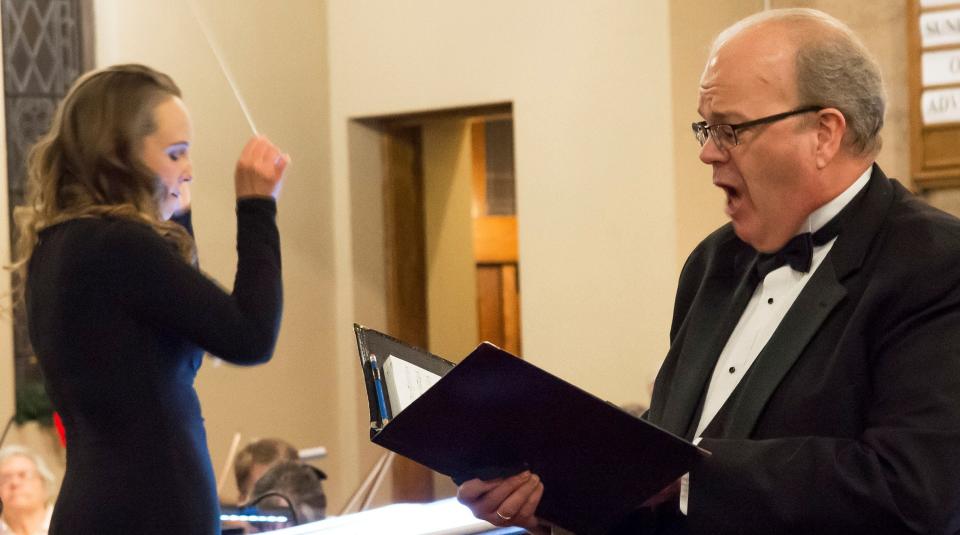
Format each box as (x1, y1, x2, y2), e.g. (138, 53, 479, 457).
(0, 446, 55, 535)
(243, 460, 327, 532)
(234, 438, 300, 504)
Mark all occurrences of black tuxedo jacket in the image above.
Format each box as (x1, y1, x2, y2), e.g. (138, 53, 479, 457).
(644, 166, 960, 534)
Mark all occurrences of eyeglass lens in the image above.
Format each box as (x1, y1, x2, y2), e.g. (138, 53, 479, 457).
(692, 123, 736, 150)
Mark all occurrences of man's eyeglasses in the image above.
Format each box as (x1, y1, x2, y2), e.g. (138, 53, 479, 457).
(692, 106, 823, 151)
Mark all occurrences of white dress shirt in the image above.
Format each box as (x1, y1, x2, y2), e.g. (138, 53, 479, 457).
(680, 166, 872, 514)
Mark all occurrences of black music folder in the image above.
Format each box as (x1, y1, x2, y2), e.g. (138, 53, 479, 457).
(354, 324, 707, 535)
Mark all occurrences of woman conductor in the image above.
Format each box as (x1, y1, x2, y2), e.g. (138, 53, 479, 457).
(14, 64, 288, 533)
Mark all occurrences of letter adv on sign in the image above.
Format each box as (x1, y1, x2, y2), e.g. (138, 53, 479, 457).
(923, 88, 960, 125)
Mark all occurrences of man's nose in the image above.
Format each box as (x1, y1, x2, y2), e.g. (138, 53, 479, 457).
(698, 136, 728, 165)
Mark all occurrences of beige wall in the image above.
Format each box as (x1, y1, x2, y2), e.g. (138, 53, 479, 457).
(670, 0, 764, 268)
(422, 119, 482, 500)
(422, 119, 479, 360)
(327, 0, 678, 422)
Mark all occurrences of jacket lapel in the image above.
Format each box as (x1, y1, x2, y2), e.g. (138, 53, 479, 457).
(706, 261, 847, 438)
(656, 240, 759, 439)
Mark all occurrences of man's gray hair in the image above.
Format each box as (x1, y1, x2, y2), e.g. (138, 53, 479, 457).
(0, 445, 56, 489)
(712, 8, 886, 157)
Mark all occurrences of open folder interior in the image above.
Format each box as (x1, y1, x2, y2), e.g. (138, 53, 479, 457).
(353, 324, 706, 535)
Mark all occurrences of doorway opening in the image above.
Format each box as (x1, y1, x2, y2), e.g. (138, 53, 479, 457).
(353, 102, 520, 503)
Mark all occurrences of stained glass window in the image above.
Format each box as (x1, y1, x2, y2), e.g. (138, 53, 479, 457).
(2, 0, 92, 422)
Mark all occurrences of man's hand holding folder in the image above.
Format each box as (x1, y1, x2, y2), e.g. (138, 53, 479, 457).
(457, 471, 547, 533)
(457, 471, 681, 533)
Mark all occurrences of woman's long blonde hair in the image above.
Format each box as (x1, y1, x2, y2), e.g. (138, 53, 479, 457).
(12, 64, 196, 300)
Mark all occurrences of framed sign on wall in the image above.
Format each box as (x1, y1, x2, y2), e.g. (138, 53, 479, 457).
(909, 1, 960, 190)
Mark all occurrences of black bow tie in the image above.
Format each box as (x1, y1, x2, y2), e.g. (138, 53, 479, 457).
(755, 218, 842, 279)
(752, 175, 873, 280)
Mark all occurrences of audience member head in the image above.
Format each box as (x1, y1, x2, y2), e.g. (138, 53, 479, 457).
(234, 438, 299, 503)
(695, 8, 884, 252)
(245, 460, 327, 528)
(0, 446, 55, 530)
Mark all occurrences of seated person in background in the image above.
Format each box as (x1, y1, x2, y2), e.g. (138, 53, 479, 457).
(234, 438, 299, 504)
(243, 461, 327, 532)
(0, 446, 55, 535)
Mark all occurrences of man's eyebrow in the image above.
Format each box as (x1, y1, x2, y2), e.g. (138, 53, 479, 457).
(696, 109, 744, 124)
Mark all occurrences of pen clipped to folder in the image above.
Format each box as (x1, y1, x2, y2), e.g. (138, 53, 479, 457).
(356, 325, 454, 436)
(368, 354, 392, 427)
(368, 350, 445, 430)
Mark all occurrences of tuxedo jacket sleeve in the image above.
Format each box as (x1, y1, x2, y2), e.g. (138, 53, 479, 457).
(646, 167, 960, 534)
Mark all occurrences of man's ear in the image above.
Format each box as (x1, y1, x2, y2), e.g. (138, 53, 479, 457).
(815, 108, 846, 169)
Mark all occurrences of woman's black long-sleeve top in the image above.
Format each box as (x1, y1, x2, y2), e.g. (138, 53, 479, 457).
(25, 198, 282, 534)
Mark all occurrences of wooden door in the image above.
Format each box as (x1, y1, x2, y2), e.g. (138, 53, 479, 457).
(471, 119, 521, 355)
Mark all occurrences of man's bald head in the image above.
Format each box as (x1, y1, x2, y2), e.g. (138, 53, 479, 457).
(707, 8, 885, 157)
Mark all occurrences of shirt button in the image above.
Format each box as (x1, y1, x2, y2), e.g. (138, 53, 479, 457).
(767, 297, 774, 304)
(729, 366, 736, 373)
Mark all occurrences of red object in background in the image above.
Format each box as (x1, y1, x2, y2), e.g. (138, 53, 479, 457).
(53, 412, 66, 447)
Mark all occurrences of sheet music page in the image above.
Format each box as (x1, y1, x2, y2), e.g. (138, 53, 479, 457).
(383, 355, 442, 415)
